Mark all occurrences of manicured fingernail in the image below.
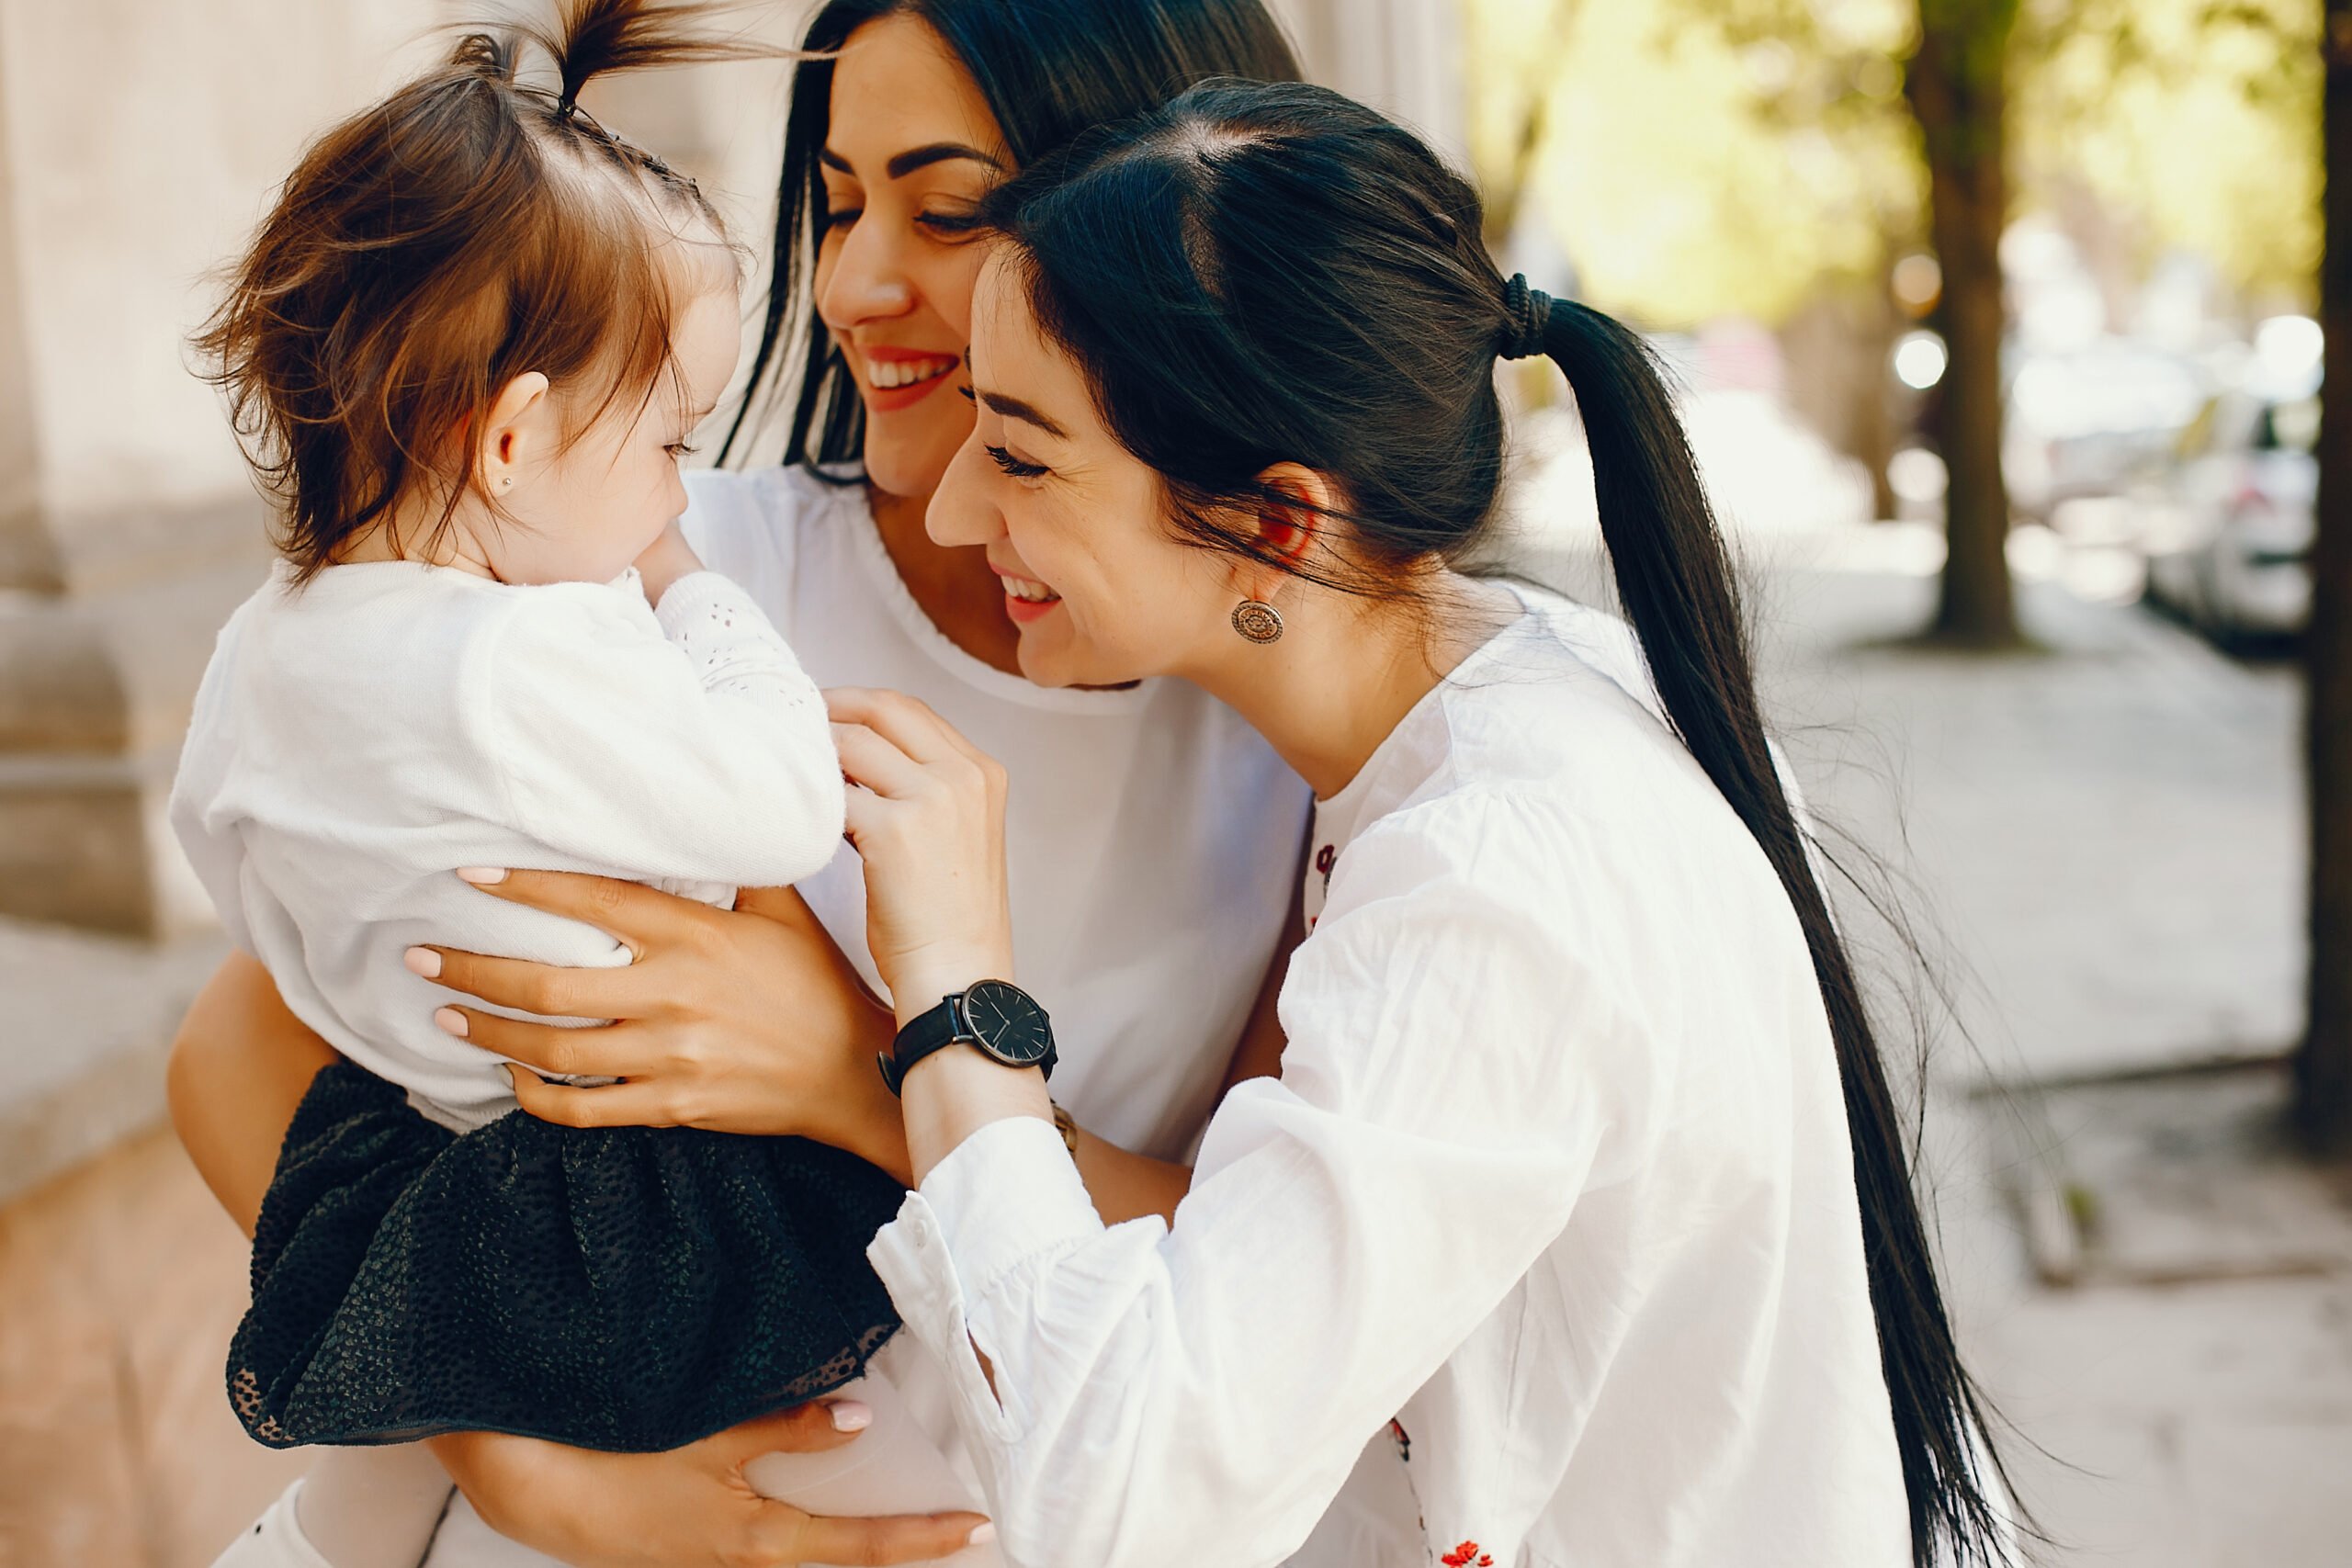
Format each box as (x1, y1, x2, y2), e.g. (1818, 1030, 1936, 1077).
(966, 1522, 996, 1546)
(456, 866, 507, 885)
(434, 1007, 469, 1038)
(402, 946, 441, 978)
(827, 1400, 871, 1432)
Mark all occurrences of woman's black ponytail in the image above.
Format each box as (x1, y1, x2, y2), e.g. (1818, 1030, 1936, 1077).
(987, 78, 2018, 1568)
(1526, 285, 2014, 1565)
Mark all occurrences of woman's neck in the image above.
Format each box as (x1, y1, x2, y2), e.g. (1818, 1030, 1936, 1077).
(1191, 574, 1521, 801)
(868, 482, 1026, 677)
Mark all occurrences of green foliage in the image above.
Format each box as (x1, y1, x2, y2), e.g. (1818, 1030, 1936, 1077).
(2019, 0, 2321, 298)
(1462, 0, 2322, 323)
(1464, 0, 1923, 326)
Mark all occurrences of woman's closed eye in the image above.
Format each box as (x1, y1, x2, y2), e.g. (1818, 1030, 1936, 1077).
(984, 444, 1048, 480)
(823, 206, 861, 232)
(916, 209, 984, 239)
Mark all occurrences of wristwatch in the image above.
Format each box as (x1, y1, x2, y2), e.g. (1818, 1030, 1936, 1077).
(880, 978, 1057, 1096)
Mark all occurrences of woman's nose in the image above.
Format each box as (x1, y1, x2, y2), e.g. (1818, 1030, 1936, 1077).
(819, 220, 917, 330)
(926, 433, 1002, 548)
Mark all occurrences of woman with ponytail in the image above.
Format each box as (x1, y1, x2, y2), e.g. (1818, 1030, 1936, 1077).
(740, 78, 2021, 1567)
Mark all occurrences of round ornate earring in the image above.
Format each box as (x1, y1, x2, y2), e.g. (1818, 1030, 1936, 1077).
(1231, 599, 1284, 645)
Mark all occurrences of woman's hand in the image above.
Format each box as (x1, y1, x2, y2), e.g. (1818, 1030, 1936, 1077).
(429, 1403, 990, 1568)
(413, 877, 911, 1179)
(825, 688, 1014, 1022)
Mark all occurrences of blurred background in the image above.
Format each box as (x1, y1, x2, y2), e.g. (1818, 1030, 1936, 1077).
(1, 1, 2346, 1563)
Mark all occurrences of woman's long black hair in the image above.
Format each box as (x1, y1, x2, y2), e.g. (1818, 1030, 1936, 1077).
(716, 0, 1300, 470)
(982, 79, 2017, 1568)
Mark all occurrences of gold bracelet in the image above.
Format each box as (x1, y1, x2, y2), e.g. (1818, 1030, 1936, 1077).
(1049, 1100, 1080, 1158)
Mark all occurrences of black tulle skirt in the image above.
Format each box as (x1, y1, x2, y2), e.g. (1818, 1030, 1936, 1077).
(229, 1062, 907, 1451)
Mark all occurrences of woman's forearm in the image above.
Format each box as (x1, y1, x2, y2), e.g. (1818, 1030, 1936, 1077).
(1070, 1130, 1192, 1226)
(168, 950, 337, 1236)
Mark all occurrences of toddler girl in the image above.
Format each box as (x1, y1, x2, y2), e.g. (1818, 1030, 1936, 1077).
(174, 4, 982, 1562)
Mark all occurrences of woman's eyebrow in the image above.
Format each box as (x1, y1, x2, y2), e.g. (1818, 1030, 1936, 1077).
(978, 389, 1069, 439)
(819, 142, 1003, 179)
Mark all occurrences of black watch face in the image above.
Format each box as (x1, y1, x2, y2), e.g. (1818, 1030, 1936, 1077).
(962, 979, 1054, 1067)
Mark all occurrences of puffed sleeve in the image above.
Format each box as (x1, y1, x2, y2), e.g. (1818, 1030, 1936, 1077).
(466, 575, 844, 888)
(167, 604, 260, 955)
(867, 791, 1668, 1568)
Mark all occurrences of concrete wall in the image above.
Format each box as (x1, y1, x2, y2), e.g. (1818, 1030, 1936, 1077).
(0, 2, 456, 933)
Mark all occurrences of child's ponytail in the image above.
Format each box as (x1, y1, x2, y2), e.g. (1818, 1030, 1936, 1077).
(512, 0, 775, 125)
(1516, 280, 2016, 1566)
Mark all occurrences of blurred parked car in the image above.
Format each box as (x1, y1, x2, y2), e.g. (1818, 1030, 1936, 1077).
(2003, 336, 2210, 523)
(2141, 382, 2320, 646)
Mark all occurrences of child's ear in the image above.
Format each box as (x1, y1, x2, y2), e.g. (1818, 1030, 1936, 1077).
(479, 371, 552, 491)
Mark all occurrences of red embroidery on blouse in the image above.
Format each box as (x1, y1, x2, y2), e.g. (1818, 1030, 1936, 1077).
(1441, 1542, 1494, 1568)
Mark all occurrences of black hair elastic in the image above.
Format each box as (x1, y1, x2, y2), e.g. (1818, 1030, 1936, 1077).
(1499, 273, 1551, 361)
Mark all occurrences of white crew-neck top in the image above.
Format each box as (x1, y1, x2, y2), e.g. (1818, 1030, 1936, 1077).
(681, 465, 1313, 1161)
(869, 582, 1913, 1568)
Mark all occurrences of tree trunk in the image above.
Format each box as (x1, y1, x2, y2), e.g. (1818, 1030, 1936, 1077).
(1906, 0, 2022, 646)
(2299, 0, 2352, 1152)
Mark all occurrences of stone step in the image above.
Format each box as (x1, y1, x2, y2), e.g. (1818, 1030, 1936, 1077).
(0, 534, 268, 934)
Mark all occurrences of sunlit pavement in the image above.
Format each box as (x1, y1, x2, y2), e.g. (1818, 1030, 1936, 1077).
(1512, 400, 2348, 1565)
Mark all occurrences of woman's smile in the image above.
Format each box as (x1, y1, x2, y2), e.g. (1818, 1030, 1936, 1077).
(991, 560, 1063, 621)
(861, 344, 962, 412)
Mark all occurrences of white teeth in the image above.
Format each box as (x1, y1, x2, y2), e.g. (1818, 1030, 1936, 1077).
(866, 355, 956, 389)
(1003, 576, 1060, 604)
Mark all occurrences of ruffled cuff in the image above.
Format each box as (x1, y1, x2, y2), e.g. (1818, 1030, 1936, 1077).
(867, 1116, 1103, 1440)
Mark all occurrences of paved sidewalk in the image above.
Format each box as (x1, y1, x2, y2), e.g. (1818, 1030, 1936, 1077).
(0, 916, 225, 1204)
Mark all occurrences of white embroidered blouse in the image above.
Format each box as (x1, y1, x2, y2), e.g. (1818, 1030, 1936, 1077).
(867, 584, 1913, 1568)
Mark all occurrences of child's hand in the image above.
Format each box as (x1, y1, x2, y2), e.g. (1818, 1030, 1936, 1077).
(634, 517, 706, 604)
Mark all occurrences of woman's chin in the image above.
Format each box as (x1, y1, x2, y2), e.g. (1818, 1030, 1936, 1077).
(860, 418, 963, 502)
(1011, 634, 1080, 690)
(1013, 626, 1152, 693)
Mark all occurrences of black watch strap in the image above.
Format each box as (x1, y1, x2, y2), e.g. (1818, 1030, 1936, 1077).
(881, 981, 1057, 1097)
(878, 996, 968, 1097)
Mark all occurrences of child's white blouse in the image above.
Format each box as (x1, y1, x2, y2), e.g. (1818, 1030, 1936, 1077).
(170, 560, 843, 1132)
(868, 586, 1914, 1568)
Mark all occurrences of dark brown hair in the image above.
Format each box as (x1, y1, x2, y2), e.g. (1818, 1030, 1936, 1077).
(197, 1, 769, 581)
